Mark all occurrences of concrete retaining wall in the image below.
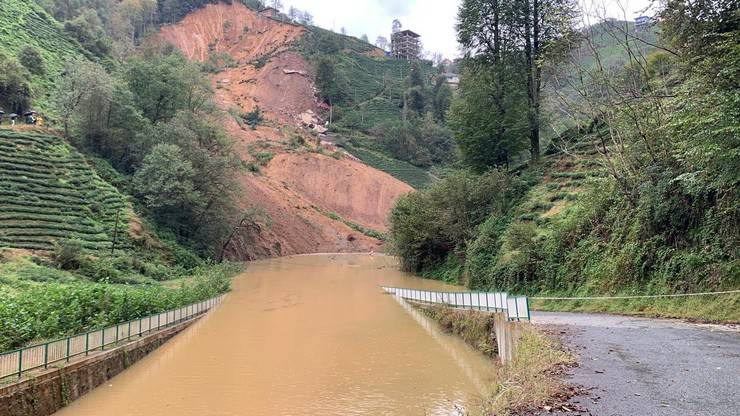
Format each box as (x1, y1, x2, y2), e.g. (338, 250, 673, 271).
(0, 319, 197, 416)
(492, 312, 522, 364)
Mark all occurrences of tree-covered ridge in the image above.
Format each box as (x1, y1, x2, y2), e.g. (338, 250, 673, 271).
(297, 26, 456, 185)
(389, 0, 739, 321)
(0, 0, 89, 112)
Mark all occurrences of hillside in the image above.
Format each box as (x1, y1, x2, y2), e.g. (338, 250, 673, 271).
(156, 2, 413, 259)
(0, 0, 89, 110)
(0, 128, 129, 252)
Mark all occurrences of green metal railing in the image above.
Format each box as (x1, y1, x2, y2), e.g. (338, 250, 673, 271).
(0, 294, 225, 382)
(380, 286, 531, 321)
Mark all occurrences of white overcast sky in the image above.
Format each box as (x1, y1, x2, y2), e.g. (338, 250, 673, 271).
(279, 0, 655, 59)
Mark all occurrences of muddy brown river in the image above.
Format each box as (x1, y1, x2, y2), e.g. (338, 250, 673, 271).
(54, 254, 497, 415)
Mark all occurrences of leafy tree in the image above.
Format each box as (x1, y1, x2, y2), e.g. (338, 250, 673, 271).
(315, 57, 349, 105)
(125, 51, 211, 123)
(52, 59, 113, 137)
(133, 143, 202, 228)
(63, 9, 111, 58)
(150, 113, 240, 254)
(361, 34, 369, 43)
(390, 170, 526, 273)
(0, 53, 31, 114)
(18, 46, 45, 75)
(404, 62, 426, 117)
(457, 0, 577, 162)
(431, 77, 453, 121)
(447, 63, 528, 172)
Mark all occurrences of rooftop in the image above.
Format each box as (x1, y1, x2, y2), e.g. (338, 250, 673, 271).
(396, 29, 420, 38)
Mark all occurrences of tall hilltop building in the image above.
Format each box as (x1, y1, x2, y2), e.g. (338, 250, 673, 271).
(391, 29, 421, 61)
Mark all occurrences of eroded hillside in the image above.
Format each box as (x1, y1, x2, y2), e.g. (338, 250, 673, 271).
(158, 2, 412, 259)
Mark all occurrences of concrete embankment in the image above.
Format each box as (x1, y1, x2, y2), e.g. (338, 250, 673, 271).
(0, 319, 197, 416)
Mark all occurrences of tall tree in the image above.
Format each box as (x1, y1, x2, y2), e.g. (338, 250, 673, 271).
(516, 0, 577, 161)
(457, 0, 576, 163)
(375, 36, 389, 50)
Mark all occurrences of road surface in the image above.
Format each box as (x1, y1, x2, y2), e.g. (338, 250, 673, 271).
(532, 312, 740, 416)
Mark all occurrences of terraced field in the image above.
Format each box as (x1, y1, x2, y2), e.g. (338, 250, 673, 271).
(0, 0, 89, 110)
(341, 142, 434, 189)
(517, 135, 607, 224)
(0, 129, 129, 252)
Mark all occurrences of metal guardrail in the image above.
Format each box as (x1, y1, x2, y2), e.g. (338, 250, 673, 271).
(381, 286, 530, 321)
(0, 294, 225, 381)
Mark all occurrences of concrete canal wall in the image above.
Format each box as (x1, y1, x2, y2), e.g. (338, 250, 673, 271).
(0, 319, 197, 416)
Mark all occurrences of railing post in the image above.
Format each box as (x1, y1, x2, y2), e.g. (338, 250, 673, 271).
(128, 321, 132, 341)
(66, 337, 71, 363)
(101, 329, 105, 351)
(44, 343, 49, 369)
(85, 332, 89, 356)
(18, 349, 22, 379)
(115, 324, 119, 345)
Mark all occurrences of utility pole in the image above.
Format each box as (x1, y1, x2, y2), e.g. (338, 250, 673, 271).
(111, 208, 120, 256)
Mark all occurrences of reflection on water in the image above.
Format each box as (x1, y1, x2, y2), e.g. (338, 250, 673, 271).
(54, 254, 497, 416)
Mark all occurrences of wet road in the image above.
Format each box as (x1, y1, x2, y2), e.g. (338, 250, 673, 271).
(533, 312, 740, 416)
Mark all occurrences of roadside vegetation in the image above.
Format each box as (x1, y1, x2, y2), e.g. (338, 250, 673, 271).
(389, 1, 739, 322)
(0, 250, 240, 351)
(420, 304, 574, 415)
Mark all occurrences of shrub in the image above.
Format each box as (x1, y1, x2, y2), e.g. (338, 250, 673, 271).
(53, 239, 84, 270)
(18, 46, 45, 75)
(245, 106, 264, 128)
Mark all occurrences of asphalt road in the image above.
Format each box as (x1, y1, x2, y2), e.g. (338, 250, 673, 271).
(532, 312, 740, 416)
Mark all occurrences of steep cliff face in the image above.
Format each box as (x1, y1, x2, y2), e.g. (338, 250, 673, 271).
(158, 3, 412, 259)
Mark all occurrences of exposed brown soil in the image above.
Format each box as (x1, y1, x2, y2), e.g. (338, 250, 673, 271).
(158, 3, 412, 260)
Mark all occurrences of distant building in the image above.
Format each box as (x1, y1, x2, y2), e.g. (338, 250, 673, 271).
(260, 7, 280, 18)
(441, 72, 460, 89)
(635, 16, 652, 29)
(391, 29, 421, 61)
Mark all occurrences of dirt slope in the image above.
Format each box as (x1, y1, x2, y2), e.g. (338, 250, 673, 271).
(158, 3, 412, 260)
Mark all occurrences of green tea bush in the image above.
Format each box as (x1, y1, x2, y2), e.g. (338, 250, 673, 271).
(0, 263, 238, 351)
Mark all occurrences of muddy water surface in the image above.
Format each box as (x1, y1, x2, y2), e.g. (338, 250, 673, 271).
(54, 254, 497, 415)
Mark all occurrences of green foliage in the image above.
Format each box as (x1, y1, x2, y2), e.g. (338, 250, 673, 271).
(125, 51, 211, 123)
(63, 9, 110, 58)
(448, 62, 529, 172)
(244, 106, 264, 128)
(0, 0, 90, 111)
(0, 130, 129, 253)
(390, 170, 528, 274)
(0, 262, 238, 350)
(371, 115, 455, 168)
(18, 46, 45, 75)
(339, 141, 433, 189)
(0, 53, 32, 114)
(52, 239, 84, 270)
(133, 144, 200, 213)
(315, 57, 349, 105)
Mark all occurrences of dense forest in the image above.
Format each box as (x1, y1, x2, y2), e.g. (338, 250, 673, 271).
(389, 0, 739, 320)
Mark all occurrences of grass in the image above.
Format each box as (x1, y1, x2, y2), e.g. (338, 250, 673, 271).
(532, 293, 740, 323)
(421, 305, 498, 356)
(419, 304, 574, 415)
(315, 208, 388, 241)
(0, 0, 90, 111)
(481, 325, 574, 415)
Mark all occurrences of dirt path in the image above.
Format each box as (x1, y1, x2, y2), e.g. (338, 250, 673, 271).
(532, 312, 740, 416)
